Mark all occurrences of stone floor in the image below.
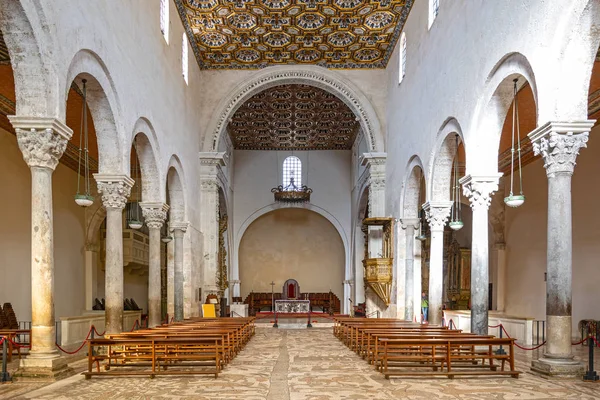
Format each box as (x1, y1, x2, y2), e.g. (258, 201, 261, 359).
(1, 327, 600, 399)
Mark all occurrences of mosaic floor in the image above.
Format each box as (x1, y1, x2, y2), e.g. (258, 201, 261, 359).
(2, 327, 600, 400)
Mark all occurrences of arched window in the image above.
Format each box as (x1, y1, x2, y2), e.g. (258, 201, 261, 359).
(160, 0, 169, 43)
(428, 0, 439, 29)
(398, 32, 407, 84)
(283, 156, 302, 189)
(182, 32, 188, 84)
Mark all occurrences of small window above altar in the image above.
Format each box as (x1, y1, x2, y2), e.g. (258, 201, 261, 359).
(283, 156, 301, 189)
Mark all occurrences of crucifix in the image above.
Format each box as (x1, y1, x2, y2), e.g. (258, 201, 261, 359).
(270, 281, 275, 312)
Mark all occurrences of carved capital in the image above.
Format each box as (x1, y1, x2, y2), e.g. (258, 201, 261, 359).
(140, 202, 169, 230)
(528, 121, 595, 177)
(94, 174, 134, 210)
(460, 174, 501, 211)
(422, 201, 452, 231)
(170, 221, 189, 234)
(9, 117, 73, 170)
(399, 218, 420, 230)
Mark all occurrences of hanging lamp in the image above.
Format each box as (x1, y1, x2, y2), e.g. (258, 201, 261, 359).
(504, 78, 526, 208)
(74, 79, 94, 207)
(449, 135, 464, 231)
(415, 209, 427, 241)
(161, 222, 173, 243)
(127, 144, 143, 230)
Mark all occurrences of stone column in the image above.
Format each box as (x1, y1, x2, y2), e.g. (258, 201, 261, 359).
(400, 218, 419, 321)
(460, 174, 500, 335)
(361, 153, 387, 313)
(10, 116, 72, 378)
(529, 121, 594, 377)
(199, 152, 226, 299)
(95, 174, 134, 334)
(230, 280, 241, 299)
(140, 202, 169, 327)
(170, 222, 188, 321)
(422, 202, 452, 326)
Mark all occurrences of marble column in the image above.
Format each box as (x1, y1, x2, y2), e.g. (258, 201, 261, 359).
(423, 202, 452, 326)
(141, 202, 169, 327)
(400, 218, 419, 321)
(199, 152, 226, 299)
(10, 116, 72, 378)
(529, 121, 594, 377)
(95, 174, 134, 334)
(460, 174, 500, 335)
(171, 222, 188, 321)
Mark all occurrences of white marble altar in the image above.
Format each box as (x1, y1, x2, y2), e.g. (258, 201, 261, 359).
(275, 300, 310, 313)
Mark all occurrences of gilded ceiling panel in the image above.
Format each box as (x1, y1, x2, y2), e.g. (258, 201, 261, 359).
(229, 84, 359, 150)
(175, 0, 413, 69)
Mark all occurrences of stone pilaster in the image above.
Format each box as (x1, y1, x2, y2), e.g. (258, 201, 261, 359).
(460, 174, 500, 335)
(141, 202, 169, 327)
(94, 174, 134, 333)
(170, 221, 188, 322)
(400, 218, 420, 321)
(422, 202, 452, 325)
(230, 280, 241, 298)
(199, 152, 226, 299)
(529, 120, 594, 377)
(9, 116, 73, 379)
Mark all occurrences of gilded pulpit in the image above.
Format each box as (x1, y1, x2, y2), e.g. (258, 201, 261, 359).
(362, 217, 394, 305)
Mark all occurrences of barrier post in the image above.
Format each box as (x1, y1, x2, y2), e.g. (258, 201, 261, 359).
(495, 325, 506, 355)
(583, 335, 599, 381)
(307, 308, 312, 328)
(1, 338, 10, 382)
(273, 308, 278, 328)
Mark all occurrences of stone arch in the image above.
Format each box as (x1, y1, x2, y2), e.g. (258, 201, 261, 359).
(130, 118, 164, 203)
(166, 155, 187, 223)
(428, 118, 465, 202)
(0, 0, 57, 116)
(550, 0, 600, 120)
(63, 49, 125, 174)
(204, 65, 384, 152)
(469, 53, 538, 175)
(400, 155, 425, 219)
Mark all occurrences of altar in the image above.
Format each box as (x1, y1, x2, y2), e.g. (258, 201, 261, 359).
(274, 299, 310, 313)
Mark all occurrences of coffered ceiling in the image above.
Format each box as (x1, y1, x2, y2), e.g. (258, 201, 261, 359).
(228, 84, 359, 149)
(175, 0, 413, 69)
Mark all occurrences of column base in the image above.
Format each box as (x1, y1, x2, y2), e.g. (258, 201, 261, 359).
(531, 357, 584, 379)
(13, 354, 74, 381)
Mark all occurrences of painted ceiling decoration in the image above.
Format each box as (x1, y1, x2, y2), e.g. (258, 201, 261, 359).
(228, 84, 359, 150)
(174, 0, 413, 69)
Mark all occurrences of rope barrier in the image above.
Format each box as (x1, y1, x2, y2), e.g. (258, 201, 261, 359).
(488, 324, 502, 329)
(498, 325, 547, 351)
(0, 337, 4, 346)
(6, 337, 30, 349)
(130, 319, 140, 332)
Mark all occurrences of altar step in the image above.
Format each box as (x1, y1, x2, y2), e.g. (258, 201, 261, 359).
(254, 312, 349, 328)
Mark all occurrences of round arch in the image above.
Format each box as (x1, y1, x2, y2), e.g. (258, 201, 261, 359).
(166, 155, 187, 223)
(400, 155, 425, 219)
(0, 0, 57, 117)
(468, 53, 539, 175)
(63, 49, 125, 174)
(130, 118, 164, 203)
(204, 65, 385, 153)
(427, 117, 465, 202)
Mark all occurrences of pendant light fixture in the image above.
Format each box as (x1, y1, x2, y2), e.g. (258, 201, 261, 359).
(161, 221, 173, 243)
(504, 78, 526, 208)
(74, 79, 94, 207)
(415, 208, 427, 241)
(127, 144, 143, 230)
(449, 134, 464, 231)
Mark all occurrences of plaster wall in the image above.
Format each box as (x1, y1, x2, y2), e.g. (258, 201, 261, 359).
(232, 150, 352, 298)
(384, 0, 592, 219)
(239, 208, 344, 301)
(504, 126, 600, 336)
(0, 127, 86, 321)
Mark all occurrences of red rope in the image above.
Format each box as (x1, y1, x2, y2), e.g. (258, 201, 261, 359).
(572, 336, 600, 346)
(6, 337, 30, 349)
(92, 326, 105, 337)
(488, 324, 502, 329)
(0, 337, 4, 346)
(500, 325, 546, 351)
(130, 319, 140, 332)
(54, 326, 93, 354)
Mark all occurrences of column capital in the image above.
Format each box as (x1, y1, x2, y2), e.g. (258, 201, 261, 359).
(528, 121, 595, 177)
(94, 174, 134, 210)
(170, 221, 189, 234)
(140, 202, 169, 229)
(360, 152, 387, 167)
(9, 116, 73, 170)
(399, 218, 420, 229)
(422, 201, 452, 231)
(460, 174, 501, 211)
(230, 279, 241, 285)
(199, 151, 227, 166)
